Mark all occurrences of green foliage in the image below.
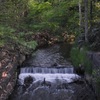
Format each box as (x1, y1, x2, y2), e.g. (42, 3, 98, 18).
(70, 46, 92, 74)
(17, 39, 37, 50)
(1, 0, 99, 51)
(0, 0, 99, 38)
(71, 47, 85, 66)
(0, 0, 28, 29)
(92, 2, 100, 23)
(26, 0, 79, 34)
(0, 25, 37, 50)
(13, 31, 38, 50)
(0, 0, 80, 35)
(0, 25, 16, 47)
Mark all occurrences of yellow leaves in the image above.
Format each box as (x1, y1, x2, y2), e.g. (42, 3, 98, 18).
(62, 32, 75, 43)
(48, 37, 59, 45)
(95, 2, 100, 9)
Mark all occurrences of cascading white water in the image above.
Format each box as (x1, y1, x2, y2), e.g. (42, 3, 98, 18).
(19, 67, 80, 85)
(20, 67, 74, 74)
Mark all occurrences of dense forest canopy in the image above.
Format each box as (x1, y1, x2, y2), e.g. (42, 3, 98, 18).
(0, 0, 100, 50)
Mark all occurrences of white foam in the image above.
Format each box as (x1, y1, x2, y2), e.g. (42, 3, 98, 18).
(20, 67, 74, 74)
(19, 73, 80, 85)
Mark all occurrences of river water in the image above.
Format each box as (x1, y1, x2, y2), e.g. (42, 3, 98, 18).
(7, 43, 96, 100)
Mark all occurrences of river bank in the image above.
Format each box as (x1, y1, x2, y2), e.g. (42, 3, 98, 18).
(0, 41, 100, 100)
(7, 44, 96, 100)
(0, 42, 31, 100)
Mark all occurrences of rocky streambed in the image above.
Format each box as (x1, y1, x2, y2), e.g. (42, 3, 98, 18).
(7, 44, 96, 100)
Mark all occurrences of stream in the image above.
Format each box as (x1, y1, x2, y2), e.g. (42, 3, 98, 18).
(7, 43, 96, 100)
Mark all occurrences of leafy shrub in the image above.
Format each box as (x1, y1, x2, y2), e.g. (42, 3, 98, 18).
(0, 25, 16, 47)
(18, 40, 37, 50)
(0, 25, 37, 50)
(70, 46, 92, 74)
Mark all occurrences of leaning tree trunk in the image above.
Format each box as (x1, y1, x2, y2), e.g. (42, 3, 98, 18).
(84, 0, 88, 43)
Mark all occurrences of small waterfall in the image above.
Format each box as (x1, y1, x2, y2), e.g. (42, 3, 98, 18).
(20, 67, 74, 74)
(19, 67, 80, 85)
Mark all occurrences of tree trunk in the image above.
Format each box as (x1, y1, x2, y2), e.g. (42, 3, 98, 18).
(90, 0, 93, 26)
(79, 0, 82, 32)
(84, 0, 88, 43)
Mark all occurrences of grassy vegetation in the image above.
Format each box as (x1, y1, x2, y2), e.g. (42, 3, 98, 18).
(70, 46, 92, 74)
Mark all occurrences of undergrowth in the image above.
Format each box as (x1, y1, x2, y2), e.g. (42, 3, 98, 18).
(0, 25, 37, 50)
(70, 45, 92, 74)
